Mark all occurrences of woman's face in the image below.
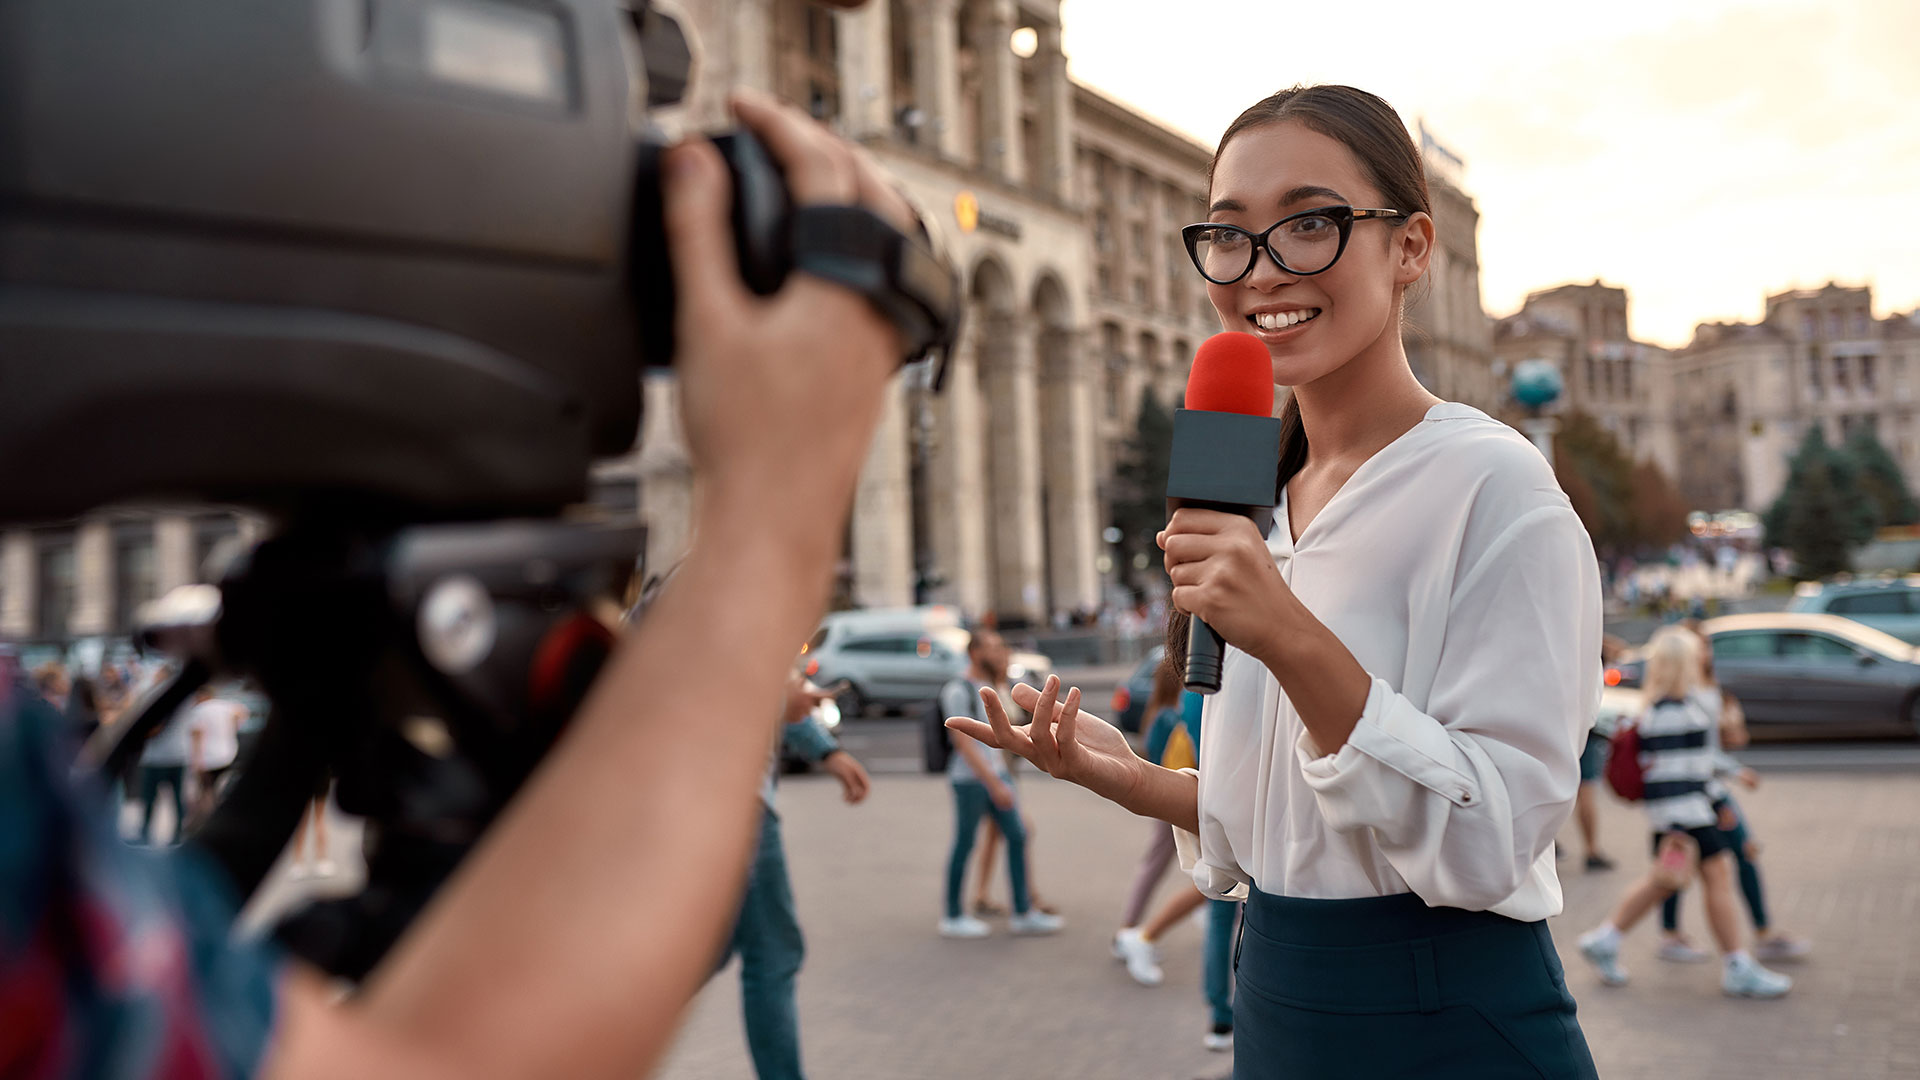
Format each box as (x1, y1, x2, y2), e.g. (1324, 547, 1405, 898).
(1204, 121, 1426, 390)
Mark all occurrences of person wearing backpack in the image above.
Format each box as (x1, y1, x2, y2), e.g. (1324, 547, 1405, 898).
(1576, 626, 1793, 998)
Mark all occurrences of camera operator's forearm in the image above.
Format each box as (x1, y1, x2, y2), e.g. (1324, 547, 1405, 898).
(355, 522, 838, 1079)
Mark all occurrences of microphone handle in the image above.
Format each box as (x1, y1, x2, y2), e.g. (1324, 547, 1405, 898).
(1185, 614, 1226, 694)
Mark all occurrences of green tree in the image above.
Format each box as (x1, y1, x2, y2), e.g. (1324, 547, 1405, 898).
(1110, 385, 1175, 595)
(1552, 411, 1636, 554)
(1781, 453, 1853, 579)
(1764, 424, 1877, 574)
(1844, 425, 1918, 527)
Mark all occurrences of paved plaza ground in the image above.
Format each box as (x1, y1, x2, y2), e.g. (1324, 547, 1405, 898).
(658, 755, 1920, 1080)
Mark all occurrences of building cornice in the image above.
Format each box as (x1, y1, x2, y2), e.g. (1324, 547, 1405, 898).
(1070, 81, 1213, 168)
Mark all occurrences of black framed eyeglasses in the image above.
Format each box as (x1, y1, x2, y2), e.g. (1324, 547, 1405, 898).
(1180, 205, 1410, 284)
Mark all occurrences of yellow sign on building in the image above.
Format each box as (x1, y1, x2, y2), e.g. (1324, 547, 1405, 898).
(953, 189, 979, 234)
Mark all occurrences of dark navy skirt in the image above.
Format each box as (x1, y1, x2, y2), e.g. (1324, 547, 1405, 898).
(1233, 891, 1598, 1079)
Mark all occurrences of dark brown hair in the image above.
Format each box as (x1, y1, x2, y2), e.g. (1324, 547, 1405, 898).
(1167, 86, 1428, 674)
(1145, 652, 1185, 716)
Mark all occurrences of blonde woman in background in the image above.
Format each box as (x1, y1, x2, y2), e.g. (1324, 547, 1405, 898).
(1576, 626, 1792, 997)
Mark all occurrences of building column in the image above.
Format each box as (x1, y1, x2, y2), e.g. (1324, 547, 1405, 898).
(0, 531, 32, 639)
(834, 2, 892, 139)
(968, 0, 1023, 185)
(71, 519, 113, 637)
(928, 323, 992, 616)
(1041, 327, 1103, 616)
(1033, 19, 1073, 203)
(635, 376, 695, 583)
(154, 515, 195, 593)
(850, 375, 916, 609)
(982, 313, 1045, 625)
(731, 0, 777, 95)
(913, 0, 963, 158)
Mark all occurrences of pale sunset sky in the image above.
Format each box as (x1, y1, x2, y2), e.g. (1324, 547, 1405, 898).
(1058, 0, 1920, 347)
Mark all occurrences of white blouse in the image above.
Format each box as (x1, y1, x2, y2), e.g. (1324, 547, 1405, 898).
(1175, 402, 1602, 922)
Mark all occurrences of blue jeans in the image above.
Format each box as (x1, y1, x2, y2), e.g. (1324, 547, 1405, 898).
(946, 780, 1028, 919)
(718, 810, 807, 1080)
(1205, 899, 1238, 1029)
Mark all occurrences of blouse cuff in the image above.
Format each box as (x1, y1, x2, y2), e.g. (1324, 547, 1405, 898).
(1296, 676, 1482, 824)
(1170, 768, 1249, 901)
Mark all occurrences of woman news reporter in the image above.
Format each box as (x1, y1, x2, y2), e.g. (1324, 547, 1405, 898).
(951, 85, 1603, 1079)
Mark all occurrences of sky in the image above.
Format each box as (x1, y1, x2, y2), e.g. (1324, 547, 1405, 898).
(1058, 0, 1920, 347)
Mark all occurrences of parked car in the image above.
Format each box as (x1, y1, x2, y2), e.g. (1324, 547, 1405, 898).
(1606, 613, 1920, 736)
(1786, 578, 1920, 644)
(1111, 646, 1166, 734)
(802, 606, 1051, 719)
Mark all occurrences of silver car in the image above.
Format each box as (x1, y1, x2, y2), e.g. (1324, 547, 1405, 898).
(801, 607, 1050, 718)
(1785, 578, 1920, 645)
(1613, 613, 1920, 736)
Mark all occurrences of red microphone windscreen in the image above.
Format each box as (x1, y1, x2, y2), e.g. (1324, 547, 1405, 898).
(1183, 332, 1274, 416)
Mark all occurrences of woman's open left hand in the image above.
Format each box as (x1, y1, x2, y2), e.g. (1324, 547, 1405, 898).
(945, 675, 1142, 806)
(1159, 508, 1295, 666)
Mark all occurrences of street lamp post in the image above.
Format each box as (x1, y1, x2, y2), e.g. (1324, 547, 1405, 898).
(1511, 358, 1564, 461)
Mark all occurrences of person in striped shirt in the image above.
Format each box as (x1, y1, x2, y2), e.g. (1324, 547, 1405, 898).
(1576, 626, 1793, 998)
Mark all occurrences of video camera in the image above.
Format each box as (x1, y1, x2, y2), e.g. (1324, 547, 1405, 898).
(3, 0, 960, 979)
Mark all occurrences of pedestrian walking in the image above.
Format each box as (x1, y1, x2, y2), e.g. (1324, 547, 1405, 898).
(1111, 674, 1238, 1053)
(1569, 636, 1626, 872)
(134, 693, 194, 845)
(952, 84, 1602, 1078)
(939, 628, 1063, 939)
(1576, 626, 1793, 998)
(1655, 624, 1811, 965)
(184, 685, 248, 827)
(712, 668, 872, 1080)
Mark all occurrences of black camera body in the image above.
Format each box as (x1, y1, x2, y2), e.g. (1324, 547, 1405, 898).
(0, 0, 801, 524)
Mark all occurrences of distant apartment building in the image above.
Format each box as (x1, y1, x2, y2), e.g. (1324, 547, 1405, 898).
(1671, 283, 1920, 512)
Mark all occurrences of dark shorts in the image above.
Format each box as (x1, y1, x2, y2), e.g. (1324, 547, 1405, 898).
(1578, 732, 1608, 782)
(1651, 824, 1732, 862)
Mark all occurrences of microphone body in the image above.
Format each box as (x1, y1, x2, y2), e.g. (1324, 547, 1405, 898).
(1166, 408, 1284, 693)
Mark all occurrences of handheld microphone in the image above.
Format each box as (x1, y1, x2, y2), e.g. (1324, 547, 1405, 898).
(1168, 332, 1284, 693)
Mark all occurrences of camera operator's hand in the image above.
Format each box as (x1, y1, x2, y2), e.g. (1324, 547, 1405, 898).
(665, 89, 912, 556)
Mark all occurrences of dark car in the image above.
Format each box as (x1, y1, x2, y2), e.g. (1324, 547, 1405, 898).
(1609, 613, 1920, 736)
(1111, 646, 1166, 734)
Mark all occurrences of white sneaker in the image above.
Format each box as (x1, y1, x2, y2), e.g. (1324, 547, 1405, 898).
(1112, 927, 1163, 986)
(1203, 1025, 1234, 1053)
(1577, 928, 1629, 987)
(939, 915, 992, 939)
(312, 859, 338, 878)
(1723, 957, 1793, 999)
(1008, 910, 1065, 936)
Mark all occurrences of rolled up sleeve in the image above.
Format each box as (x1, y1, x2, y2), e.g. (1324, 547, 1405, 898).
(1296, 505, 1601, 911)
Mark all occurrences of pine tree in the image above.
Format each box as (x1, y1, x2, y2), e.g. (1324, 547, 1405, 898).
(1110, 385, 1175, 593)
(1844, 425, 1918, 527)
(1765, 424, 1877, 574)
(1782, 454, 1852, 578)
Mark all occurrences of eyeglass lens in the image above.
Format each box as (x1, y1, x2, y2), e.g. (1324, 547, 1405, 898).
(1189, 213, 1345, 283)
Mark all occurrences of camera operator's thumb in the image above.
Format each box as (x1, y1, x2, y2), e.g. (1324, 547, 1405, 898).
(661, 139, 750, 323)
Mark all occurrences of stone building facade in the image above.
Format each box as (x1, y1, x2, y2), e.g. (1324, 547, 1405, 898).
(1492, 281, 1679, 479)
(1670, 283, 1920, 512)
